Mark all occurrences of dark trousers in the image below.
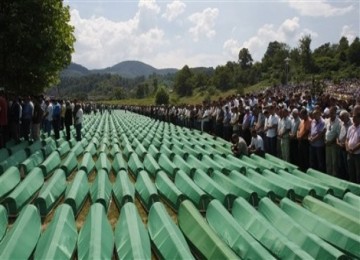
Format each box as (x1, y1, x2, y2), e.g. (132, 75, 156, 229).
(348, 153, 360, 184)
(65, 125, 71, 141)
(310, 145, 326, 172)
(265, 136, 277, 156)
(52, 118, 61, 140)
(337, 148, 348, 180)
(289, 139, 298, 165)
(10, 122, 20, 142)
(215, 123, 223, 138)
(75, 123, 82, 141)
(298, 139, 309, 172)
(21, 119, 31, 141)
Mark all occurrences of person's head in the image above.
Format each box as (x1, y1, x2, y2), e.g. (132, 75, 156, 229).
(299, 108, 308, 120)
(312, 109, 322, 121)
(231, 134, 239, 144)
(329, 106, 337, 120)
(353, 112, 360, 126)
(292, 108, 299, 119)
(263, 109, 269, 118)
(339, 110, 350, 123)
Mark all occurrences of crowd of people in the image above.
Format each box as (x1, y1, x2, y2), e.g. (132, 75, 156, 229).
(0, 92, 86, 146)
(0, 81, 359, 184)
(128, 85, 360, 184)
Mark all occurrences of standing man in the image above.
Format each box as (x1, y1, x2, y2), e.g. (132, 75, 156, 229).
(289, 108, 300, 165)
(74, 103, 83, 141)
(32, 97, 44, 141)
(309, 109, 326, 172)
(337, 110, 352, 180)
(248, 128, 265, 157)
(52, 100, 61, 139)
(264, 105, 278, 156)
(325, 106, 341, 176)
(44, 99, 53, 137)
(297, 109, 311, 171)
(278, 108, 292, 162)
(64, 101, 73, 141)
(21, 96, 34, 141)
(346, 111, 360, 183)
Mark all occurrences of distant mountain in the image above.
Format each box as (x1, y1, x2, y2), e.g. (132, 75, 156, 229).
(61, 60, 178, 79)
(61, 62, 90, 77)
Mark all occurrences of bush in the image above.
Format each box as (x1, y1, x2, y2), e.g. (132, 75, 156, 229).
(155, 87, 169, 105)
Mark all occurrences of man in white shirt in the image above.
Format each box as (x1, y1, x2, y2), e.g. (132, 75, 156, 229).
(44, 100, 53, 137)
(278, 108, 292, 162)
(289, 108, 301, 164)
(325, 106, 341, 176)
(264, 105, 278, 156)
(346, 110, 360, 183)
(337, 110, 352, 180)
(74, 103, 83, 141)
(248, 128, 264, 157)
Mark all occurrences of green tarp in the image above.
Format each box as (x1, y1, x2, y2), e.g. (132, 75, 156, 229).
(77, 203, 114, 260)
(64, 170, 89, 217)
(155, 170, 186, 210)
(193, 169, 236, 209)
(302, 195, 360, 235)
(148, 202, 194, 259)
(143, 153, 161, 178)
(34, 204, 77, 260)
(114, 202, 151, 259)
(19, 150, 44, 177)
(206, 199, 275, 260)
(34, 169, 66, 216)
(0, 205, 41, 259)
(79, 152, 95, 175)
(0, 166, 21, 201)
(96, 152, 111, 173)
(112, 153, 127, 173)
(232, 197, 314, 259)
(323, 194, 360, 219)
(112, 170, 135, 209)
(39, 151, 61, 178)
(174, 170, 211, 211)
(60, 152, 78, 177)
(258, 197, 346, 260)
(178, 200, 240, 259)
(90, 169, 112, 211)
(135, 170, 159, 211)
(0, 205, 7, 242)
(280, 197, 360, 258)
(3, 167, 44, 216)
(343, 192, 360, 208)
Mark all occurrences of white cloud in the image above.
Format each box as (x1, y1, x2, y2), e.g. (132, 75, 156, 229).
(223, 17, 318, 61)
(341, 25, 357, 43)
(287, 0, 353, 17)
(70, 8, 165, 69)
(188, 8, 219, 42)
(145, 49, 224, 69)
(135, 0, 161, 32)
(162, 1, 186, 22)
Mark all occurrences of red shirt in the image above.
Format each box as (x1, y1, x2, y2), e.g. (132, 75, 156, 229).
(0, 97, 7, 126)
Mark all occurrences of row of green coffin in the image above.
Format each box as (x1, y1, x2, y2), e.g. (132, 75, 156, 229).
(0, 193, 359, 259)
(0, 201, 191, 260)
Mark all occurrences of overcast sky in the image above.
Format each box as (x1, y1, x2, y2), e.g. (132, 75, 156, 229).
(65, 0, 359, 70)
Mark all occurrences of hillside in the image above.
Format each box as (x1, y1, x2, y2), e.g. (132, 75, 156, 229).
(62, 60, 178, 78)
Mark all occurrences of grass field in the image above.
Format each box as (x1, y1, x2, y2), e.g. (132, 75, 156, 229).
(102, 81, 270, 106)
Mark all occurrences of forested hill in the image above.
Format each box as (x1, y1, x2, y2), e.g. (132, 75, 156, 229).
(52, 60, 179, 100)
(61, 60, 178, 78)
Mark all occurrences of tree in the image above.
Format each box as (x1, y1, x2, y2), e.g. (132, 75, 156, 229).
(238, 48, 253, 69)
(0, 0, 75, 94)
(348, 37, 360, 66)
(299, 35, 316, 73)
(173, 65, 193, 96)
(155, 87, 169, 105)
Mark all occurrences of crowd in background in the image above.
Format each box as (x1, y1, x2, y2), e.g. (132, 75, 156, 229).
(128, 85, 360, 184)
(0, 82, 359, 184)
(0, 92, 86, 146)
